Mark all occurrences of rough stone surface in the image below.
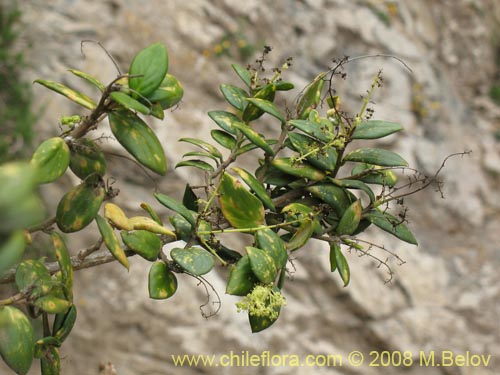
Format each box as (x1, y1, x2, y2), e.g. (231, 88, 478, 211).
(2, 0, 499, 374)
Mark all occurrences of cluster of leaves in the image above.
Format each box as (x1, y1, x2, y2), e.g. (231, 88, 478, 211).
(0, 42, 423, 375)
(0, 2, 36, 163)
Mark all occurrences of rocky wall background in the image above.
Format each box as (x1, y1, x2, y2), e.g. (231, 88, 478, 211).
(2, 0, 500, 374)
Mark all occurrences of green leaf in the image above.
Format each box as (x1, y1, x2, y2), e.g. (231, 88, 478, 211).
(169, 213, 193, 242)
(56, 180, 105, 233)
(271, 157, 325, 181)
(40, 345, 61, 375)
(218, 172, 265, 229)
(242, 84, 276, 122)
(129, 42, 169, 97)
(288, 119, 334, 142)
(352, 120, 403, 139)
(296, 72, 325, 118)
(0, 306, 34, 375)
(336, 200, 362, 235)
(34, 79, 97, 110)
(255, 228, 287, 269)
(211, 129, 236, 150)
(96, 215, 129, 270)
(306, 183, 353, 217)
(0, 230, 26, 278)
(207, 110, 240, 135)
(246, 246, 277, 284)
(155, 193, 196, 228)
(121, 230, 161, 261)
(176, 160, 214, 172)
(108, 109, 167, 175)
(182, 184, 199, 212)
(343, 148, 408, 167)
(15, 259, 51, 295)
(67, 69, 105, 92)
(220, 84, 248, 111)
(51, 232, 74, 301)
(110, 92, 151, 115)
(146, 73, 183, 110)
(150, 102, 165, 120)
(148, 261, 177, 299)
(34, 296, 72, 314)
(231, 63, 253, 88)
(288, 132, 337, 172)
(282, 215, 314, 251)
(274, 81, 294, 91)
(171, 247, 214, 276)
(235, 139, 278, 156)
(330, 178, 375, 204)
(351, 163, 398, 187)
(331, 243, 350, 286)
(245, 98, 285, 124)
(232, 167, 275, 211)
(69, 138, 106, 179)
(249, 306, 280, 333)
(226, 255, 258, 296)
(364, 210, 418, 245)
(232, 122, 274, 155)
(30, 137, 70, 184)
(182, 151, 219, 163)
(179, 137, 223, 160)
(53, 305, 77, 344)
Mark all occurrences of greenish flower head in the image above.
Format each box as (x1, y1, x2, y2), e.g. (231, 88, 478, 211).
(236, 284, 287, 320)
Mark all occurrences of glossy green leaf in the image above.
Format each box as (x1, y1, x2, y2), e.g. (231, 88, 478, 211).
(242, 84, 276, 122)
(282, 216, 314, 251)
(108, 109, 167, 175)
(179, 137, 223, 160)
(232, 166, 275, 211)
(34, 79, 97, 110)
(306, 183, 352, 217)
(220, 84, 248, 111)
(352, 120, 403, 139)
(330, 178, 375, 204)
(211, 129, 236, 150)
(343, 148, 408, 167)
(30, 137, 70, 184)
(146, 73, 183, 110)
(96, 215, 129, 270)
(0, 306, 34, 375)
(150, 102, 165, 120)
(351, 163, 398, 187)
(231, 63, 253, 88)
(110, 92, 151, 115)
(40, 345, 60, 375)
(255, 228, 287, 269)
(207, 110, 240, 135)
(68, 68, 105, 92)
(176, 160, 214, 172)
(246, 246, 277, 284)
(331, 243, 350, 286)
(15, 259, 51, 297)
(121, 230, 161, 261)
(296, 72, 325, 118)
(336, 200, 362, 235)
(51, 232, 74, 301)
(182, 184, 199, 212)
(288, 119, 334, 142)
(155, 193, 196, 228)
(245, 97, 285, 124)
(53, 305, 77, 343)
(148, 261, 177, 299)
(0, 230, 26, 278)
(56, 180, 105, 233)
(364, 210, 418, 245)
(69, 138, 106, 179)
(232, 122, 274, 155)
(34, 296, 72, 314)
(271, 157, 325, 181)
(171, 247, 214, 276)
(288, 132, 337, 172)
(169, 213, 193, 242)
(218, 172, 265, 229)
(255, 162, 297, 187)
(226, 255, 258, 296)
(274, 81, 294, 91)
(129, 42, 169, 97)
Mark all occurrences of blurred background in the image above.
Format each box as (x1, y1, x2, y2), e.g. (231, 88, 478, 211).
(1, 0, 499, 374)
